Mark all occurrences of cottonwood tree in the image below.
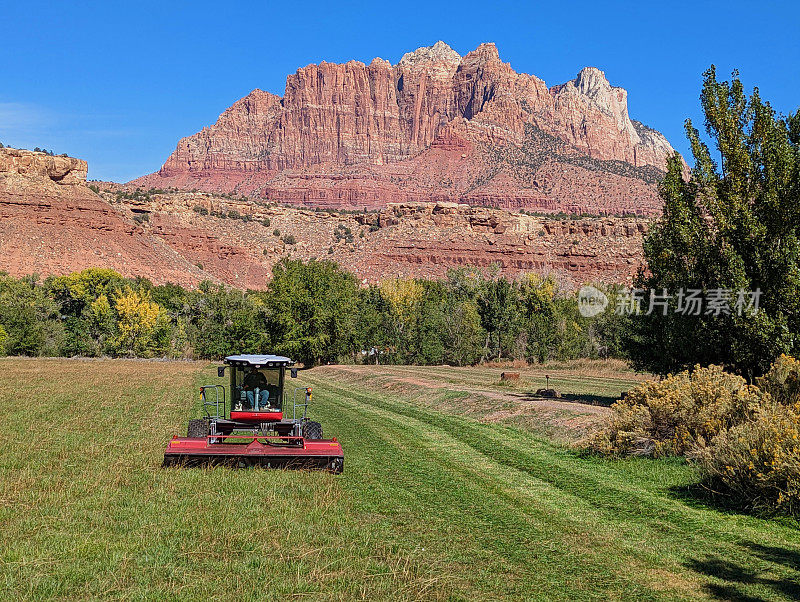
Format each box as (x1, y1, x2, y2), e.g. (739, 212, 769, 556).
(264, 259, 360, 366)
(627, 68, 800, 378)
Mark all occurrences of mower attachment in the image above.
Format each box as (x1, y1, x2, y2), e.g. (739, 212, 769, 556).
(162, 434, 344, 473)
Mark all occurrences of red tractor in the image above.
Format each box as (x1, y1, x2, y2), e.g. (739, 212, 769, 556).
(163, 354, 344, 473)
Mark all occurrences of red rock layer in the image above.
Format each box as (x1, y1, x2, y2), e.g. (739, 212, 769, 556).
(107, 191, 647, 290)
(0, 149, 212, 286)
(132, 42, 678, 216)
(0, 148, 647, 289)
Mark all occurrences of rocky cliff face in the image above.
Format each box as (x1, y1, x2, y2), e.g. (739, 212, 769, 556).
(0, 148, 215, 286)
(134, 41, 677, 216)
(0, 148, 88, 185)
(0, 148, 647, 287)
(103, 190, 647, 289)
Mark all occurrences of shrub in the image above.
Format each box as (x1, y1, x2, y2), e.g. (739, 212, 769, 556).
(756, 354, 800, 406)
(694, 401, 800, 515)
(334, 224, 353, 243)
(261, 218, 271, 227)
(282, 235, 297, 245)
(587, 365, 765, 457)
(273, 229, 280, 237)
(587, 356, 800, 516)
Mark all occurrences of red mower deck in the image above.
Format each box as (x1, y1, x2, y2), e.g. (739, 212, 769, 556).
(163, 435, 344, 472)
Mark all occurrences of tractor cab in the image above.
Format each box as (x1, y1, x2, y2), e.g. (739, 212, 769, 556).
(202, 354, 311, 438)
(223, 354, 296, 422)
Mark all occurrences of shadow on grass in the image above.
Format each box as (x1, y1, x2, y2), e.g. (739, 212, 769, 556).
(513, 391, 618, 407)
(684, 549, 800, 601)
(743, 542, 800, 572)
(670, 482, 800, 527)
(668, 482, 754, 516)
(560, 393, 618, 407)
(672, 485, 800, 600)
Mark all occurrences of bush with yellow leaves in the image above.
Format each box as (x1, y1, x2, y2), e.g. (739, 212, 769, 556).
(693, 401, 800, 515)
(589, 355, 800, 515)
(756, 354, 800, 406)
(587, 365, 767, 457)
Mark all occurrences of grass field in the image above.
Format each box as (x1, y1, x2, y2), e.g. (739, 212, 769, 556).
(1, 358, 799, 600)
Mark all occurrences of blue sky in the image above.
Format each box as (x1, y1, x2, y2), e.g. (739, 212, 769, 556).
(1, 1, 797, 182)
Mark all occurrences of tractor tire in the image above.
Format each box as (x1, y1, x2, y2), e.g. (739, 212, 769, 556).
(187, 419, 209, 438)
(302, 420, 323, 440)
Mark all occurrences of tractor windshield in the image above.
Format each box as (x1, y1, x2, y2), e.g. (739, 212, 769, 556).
(232, 367, 283, 412)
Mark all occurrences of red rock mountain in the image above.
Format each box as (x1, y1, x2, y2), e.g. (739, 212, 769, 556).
(133, 41, 677, 216)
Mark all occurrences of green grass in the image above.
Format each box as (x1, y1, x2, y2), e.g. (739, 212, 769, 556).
(315, 361, 642, 442)
(1, 358, 799, 600)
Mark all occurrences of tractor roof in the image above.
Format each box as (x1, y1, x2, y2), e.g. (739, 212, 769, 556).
(223, 354, 295, 368)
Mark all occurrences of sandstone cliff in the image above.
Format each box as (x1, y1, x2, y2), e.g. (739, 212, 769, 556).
(133, 42, 677, 216)
(0, 148, 212, 286)
(1, 148, 646, 289)
(102, 189, 647, 289)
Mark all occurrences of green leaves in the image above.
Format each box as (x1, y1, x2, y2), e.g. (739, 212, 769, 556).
(631, 68, 800, 377)
(264, 259, 360, 366)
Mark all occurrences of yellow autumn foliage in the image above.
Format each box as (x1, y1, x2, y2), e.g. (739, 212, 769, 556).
(588, 364, 766, 457)
(588, 356, 800, 515)
(112, 288, 170, 357)
(379, 278, 424, 329)
(694, 401, 800, 515)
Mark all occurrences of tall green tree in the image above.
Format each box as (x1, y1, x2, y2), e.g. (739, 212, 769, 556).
(0, 274, 64, 356)
(264, 259, 359, 366)
(627, 68, 800, 378)
(189, 282, 267, 359)
(476, 275, 521, 361)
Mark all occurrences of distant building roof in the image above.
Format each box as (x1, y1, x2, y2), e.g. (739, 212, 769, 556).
(223, 354, 295, 367)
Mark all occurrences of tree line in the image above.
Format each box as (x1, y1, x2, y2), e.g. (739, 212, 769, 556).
(0, 264, 629, 367)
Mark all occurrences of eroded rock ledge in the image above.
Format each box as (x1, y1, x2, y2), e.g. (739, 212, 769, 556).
(0, 148, 88, 185)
